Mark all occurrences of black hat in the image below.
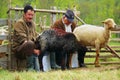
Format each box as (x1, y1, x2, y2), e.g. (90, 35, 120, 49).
(65, 10, 75, 22)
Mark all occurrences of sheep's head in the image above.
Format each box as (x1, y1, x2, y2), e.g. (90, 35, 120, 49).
(102, 18, 116, 30)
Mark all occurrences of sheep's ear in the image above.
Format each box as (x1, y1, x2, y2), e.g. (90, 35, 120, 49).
(101, 21, 105, 23)
(101, 21, 107, 24)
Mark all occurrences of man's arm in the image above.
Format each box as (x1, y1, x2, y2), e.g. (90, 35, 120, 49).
(14, 22, 28, 44)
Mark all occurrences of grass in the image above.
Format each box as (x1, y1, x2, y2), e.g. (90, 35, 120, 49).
(0, 65, 120, 80)
(108, 41, 120, 46)
(0, 40, 120, 80)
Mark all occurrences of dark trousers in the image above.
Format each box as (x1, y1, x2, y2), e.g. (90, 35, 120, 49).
(15, 40, 35, 59)
(15, 40, 40, 71)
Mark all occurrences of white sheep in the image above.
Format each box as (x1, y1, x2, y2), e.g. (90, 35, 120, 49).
(73, 18, 116, 67)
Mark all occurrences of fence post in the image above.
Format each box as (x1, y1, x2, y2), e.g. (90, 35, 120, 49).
(34, 5, 36, 23)
(39, 17, 43, 31)
(50, 6, 57, 24)
(8, 0, 12, 70)
(73, 6, 80, 25)
(43, 15, 47, 30)
(14, 5, 19, 22)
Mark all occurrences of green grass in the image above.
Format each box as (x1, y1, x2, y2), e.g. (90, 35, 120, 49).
(0, 65, 120, 80)
(0, 39, 119, 80)
(108, 41, 120, 46)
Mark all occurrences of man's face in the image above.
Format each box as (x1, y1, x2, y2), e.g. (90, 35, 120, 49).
(24, 10, 34, 22)
(63, 16, 72, 25)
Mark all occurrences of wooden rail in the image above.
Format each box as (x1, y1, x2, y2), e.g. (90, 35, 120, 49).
(0, 19, 8, 26)
(8, 7, 85, 24)
(8, 7, 65, 14)
(86, 62, 120, 65)
(85, 55, 117, 58)
(87, 50, 120, 52)
(0, 25, 8, 69)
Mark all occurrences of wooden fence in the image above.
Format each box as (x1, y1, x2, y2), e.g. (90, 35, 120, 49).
(0, 7, 120, 69)
(0, 18, 9, 69)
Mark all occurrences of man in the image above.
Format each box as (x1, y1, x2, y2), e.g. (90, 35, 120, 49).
(13, 5, 40, 71)
(51, 9, 87, 68)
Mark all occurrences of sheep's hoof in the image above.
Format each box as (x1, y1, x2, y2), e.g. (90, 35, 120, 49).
(61, 66, 66, 70)
(95, 64, 101, 67)
(79, 63, 87, 68)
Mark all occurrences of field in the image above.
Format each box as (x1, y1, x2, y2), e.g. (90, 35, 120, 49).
(0, 40, 120, 80)
(0, 64, 120, 80)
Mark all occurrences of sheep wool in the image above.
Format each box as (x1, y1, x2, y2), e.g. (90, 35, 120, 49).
(73, 18, 116, 67)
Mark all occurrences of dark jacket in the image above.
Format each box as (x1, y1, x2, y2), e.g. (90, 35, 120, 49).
(51, 18, 76, 35)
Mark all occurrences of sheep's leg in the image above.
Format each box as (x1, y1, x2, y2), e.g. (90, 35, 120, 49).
(38, 53, 44, 71)
(95, 49, 100, 67)
(95, 44, 100, 67)
(69, 54, 73, 68)
(66, 53, 72, 69)
(78, 46, 87, 67)
(61, 52, 67, 70)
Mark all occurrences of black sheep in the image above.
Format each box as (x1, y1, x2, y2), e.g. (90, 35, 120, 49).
(35, 29, 79, 70)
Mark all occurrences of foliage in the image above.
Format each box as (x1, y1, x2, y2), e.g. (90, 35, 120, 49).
(0, 0, 8, 18)
(1, 0, 120, 25)
(77, 0, 116, 25)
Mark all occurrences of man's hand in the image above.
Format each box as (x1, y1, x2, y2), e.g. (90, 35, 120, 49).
(34, 49, 40, 55)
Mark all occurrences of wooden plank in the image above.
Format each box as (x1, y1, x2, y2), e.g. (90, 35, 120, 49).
(106, 45, 120, 59)
(111, 31, 120, 33)
(86, 62, 120, 65)
(9, 7, 66, 14)
(85, 55, 117, 58)
(0, 45, 8, 53)
(0, 52, 7, 58)
(110, 38, 120, 42)
(110, 46, 120, 48)
(0, 56, 8, 69)
(87, 50, 120, 52)
(0, 19, 8, 26)
(75, 15, 86, 24)
(86, 45, 120, 52)
(0, 35, 8, 40)
(9, 7, 83, 24)
(112, 26, 120, 31)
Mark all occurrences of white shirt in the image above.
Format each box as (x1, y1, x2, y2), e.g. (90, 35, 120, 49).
(62, 18, 72, 32)
(65, 24, 72, 32)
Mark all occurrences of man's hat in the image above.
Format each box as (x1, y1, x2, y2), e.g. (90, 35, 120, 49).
(65, 10, 75, 22)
